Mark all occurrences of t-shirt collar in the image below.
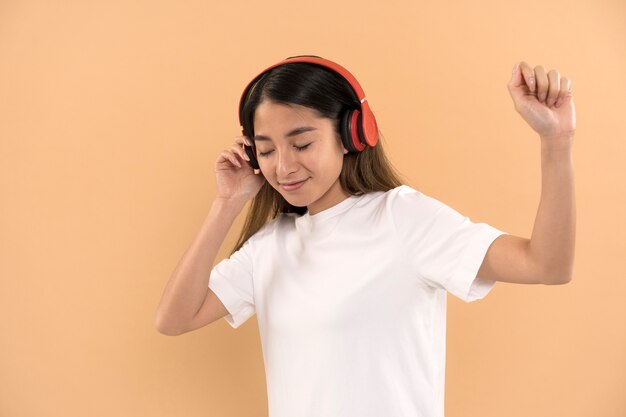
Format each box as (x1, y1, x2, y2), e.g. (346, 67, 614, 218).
(296, 193, 362, 226)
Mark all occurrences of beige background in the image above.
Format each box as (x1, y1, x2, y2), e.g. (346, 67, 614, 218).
(1, 0, 624, 416)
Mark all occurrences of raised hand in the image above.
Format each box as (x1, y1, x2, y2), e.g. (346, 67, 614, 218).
(507, 61, 576, 141)
(214, 135, 265, 203)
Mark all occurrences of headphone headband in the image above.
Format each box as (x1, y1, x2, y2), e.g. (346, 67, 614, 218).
(238, 56, 364, 123)
(238, 55, 378, 148)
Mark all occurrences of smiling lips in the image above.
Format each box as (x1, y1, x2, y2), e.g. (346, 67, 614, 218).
(280, 179, 308, 191)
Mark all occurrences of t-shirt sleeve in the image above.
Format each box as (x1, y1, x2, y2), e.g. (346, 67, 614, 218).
(392, 185, 508, 302)
(208, 236, 256, 329)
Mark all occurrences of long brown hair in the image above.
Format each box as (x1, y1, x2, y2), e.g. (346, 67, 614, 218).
(231, 62, 405, 254)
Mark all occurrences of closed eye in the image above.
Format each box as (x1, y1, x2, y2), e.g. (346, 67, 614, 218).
(258, 143, 312, 157)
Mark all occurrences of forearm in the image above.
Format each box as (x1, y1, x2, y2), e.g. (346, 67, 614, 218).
(155, 198, 245, 331)
(528, 134, 576, 284)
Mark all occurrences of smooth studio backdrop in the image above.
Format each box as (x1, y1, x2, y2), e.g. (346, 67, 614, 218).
(1, 1, 625, 416)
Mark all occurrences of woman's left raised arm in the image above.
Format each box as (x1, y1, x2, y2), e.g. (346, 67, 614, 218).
(477, 61, 576, 285)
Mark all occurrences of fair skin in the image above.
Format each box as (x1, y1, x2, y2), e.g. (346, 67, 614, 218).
(476, 61, 576, 285)
(221, 61, 576, 286)
(156, 102, 357, 335)
(220, 100, 352, 215)
(252, 100, 351, 215)
(155, 60, 576, 335)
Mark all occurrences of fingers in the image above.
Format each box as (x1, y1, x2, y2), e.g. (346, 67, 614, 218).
(234, 135, 253, 147)
(236, 136, 254, 156)
(230, 143, 249, 162)
(545, 69, 561, 107)
(218, 149, 242, 168)
(518, 61, 535, 92)
(218, 135, 254, 169)
(534, 65, 549, 103)
(519, 61, 571, 107)
(556, 77, 572, 107)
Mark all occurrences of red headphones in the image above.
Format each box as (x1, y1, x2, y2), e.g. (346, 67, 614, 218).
(238, 55, 379, 170)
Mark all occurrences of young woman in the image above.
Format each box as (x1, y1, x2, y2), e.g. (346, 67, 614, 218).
(155, 55, 576, 417)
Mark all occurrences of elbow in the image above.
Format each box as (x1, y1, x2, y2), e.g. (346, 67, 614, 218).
(543, 277, 572, 285)
(154, 312, 185, 336)
(155, 324, 181, 336)
(541, 269, 574, 285)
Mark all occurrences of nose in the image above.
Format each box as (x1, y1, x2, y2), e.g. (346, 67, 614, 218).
(276, 148, 299, 177)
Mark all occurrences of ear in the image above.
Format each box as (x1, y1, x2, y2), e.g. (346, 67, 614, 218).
(343, 146, 349, 154)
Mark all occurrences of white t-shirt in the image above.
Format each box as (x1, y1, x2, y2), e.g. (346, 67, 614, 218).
(208, 184, 507, 417)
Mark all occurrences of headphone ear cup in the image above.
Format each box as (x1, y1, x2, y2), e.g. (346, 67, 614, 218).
(341, 108, 366, 152)
(244, 144, 260, 170)
(340, 109, 356, 152)
(356, 111, 366, 146)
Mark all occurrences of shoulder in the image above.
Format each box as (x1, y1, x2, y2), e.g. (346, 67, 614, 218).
(386, 184, 423, 201)
(237, 214, 287, 251)
(367, 184, 435, 213)
(369, 185, 460, 229)
(342, 185, 437, 225)
(331, 185, 427, 216)
(364, 184, 427, 203)
(390, 184, 449, 211)
(350, 185, 419, 207)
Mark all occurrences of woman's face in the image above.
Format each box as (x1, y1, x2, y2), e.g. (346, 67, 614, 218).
(253, 100, 350, 215)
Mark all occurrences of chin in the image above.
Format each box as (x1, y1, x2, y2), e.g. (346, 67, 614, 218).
(276, 189, 316, 208)
(281, 195, 309, 208)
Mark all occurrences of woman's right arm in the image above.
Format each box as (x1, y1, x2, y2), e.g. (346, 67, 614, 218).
(154, 135, 263, 335)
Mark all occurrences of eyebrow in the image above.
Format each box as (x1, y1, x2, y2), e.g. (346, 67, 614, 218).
(253, 126, 317, 142)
